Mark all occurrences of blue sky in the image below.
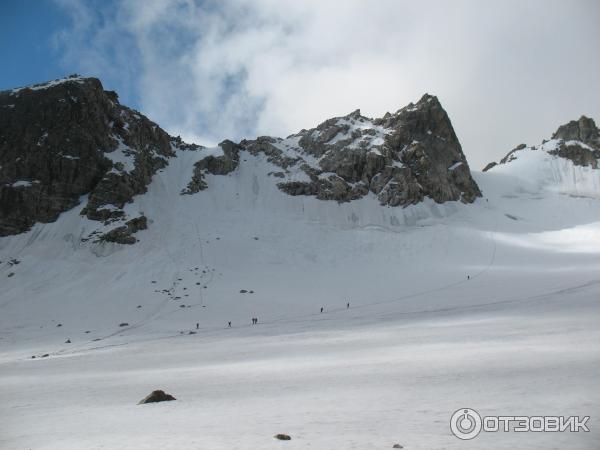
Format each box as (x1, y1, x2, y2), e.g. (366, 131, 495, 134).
(0, 0, 141, 108)
(1, 0, 599, 168)
(0, 1, 75, 89)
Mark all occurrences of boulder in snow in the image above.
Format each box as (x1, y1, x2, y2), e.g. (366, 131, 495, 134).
(274, 434, 291, 441)
(138, 390, 176, 404)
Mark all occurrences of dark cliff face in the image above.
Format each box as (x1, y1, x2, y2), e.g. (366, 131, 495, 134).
(0, 76, 177, 238)
(239, 94, 481, 206)
(484, 116, 600, 171)
(549, 116, 600, 169)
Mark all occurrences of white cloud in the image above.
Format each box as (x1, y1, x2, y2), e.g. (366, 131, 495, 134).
(53, 0, 600, 168)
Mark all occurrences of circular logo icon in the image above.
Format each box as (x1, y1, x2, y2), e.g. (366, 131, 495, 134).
(450, 408, 482, 440)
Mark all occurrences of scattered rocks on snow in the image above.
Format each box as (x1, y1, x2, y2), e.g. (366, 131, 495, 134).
(138, 390, 176, 404)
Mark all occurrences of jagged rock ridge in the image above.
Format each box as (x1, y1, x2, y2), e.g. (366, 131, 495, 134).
(1, 76, 482, 244)
(234, 95, 481, 206)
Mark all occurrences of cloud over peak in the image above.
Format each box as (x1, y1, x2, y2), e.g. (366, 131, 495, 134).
(53, 0, 600, 168)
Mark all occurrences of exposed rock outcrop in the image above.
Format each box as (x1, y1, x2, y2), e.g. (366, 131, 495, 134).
(0, 75, 194, 239)
(239, 94, 481, 206)
(181, 140, 241, 194)
(100, 215, 148, 245)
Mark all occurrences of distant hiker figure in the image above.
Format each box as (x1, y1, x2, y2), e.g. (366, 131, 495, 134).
(347, 302, 350, 309)
(320, 307, 323, 313)
(228, 321, 232, 327)
(467, 275, 470, 280)
(196, 322, 199, 330)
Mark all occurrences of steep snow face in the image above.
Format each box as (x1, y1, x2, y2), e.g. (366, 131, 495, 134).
(484, 116, 600, 198)
(488, 140, 600, 197)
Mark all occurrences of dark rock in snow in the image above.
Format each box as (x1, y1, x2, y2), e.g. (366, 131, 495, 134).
(100, 215, 148, 245)
(274, 434, 291, 441)
(182, 140, 241, 194)
(119, 322, 129, 327)
(138, 389, 176, 404)
(482, 161, 497, 172)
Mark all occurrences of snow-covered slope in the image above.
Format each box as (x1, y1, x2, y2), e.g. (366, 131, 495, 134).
(1, 80, 599, 449)
(486, 140, 600, 198)
(1, 141, 599, 448)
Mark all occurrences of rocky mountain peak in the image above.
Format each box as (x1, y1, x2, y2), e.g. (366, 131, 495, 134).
(0, 75, 196, 241)
(551, 115, 600, 147)
(235, 94, 481, 206)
